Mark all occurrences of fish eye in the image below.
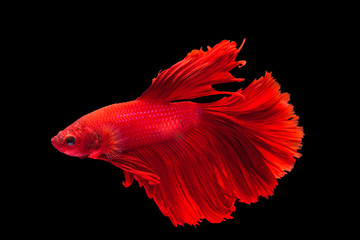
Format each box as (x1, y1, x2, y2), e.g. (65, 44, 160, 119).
(64, 134, 76, 146)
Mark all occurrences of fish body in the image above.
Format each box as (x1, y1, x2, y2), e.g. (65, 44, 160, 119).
(52, 100, 199, 157)
(52, 40, 303, 226)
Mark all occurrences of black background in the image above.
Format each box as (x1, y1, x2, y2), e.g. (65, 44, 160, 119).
(10, 3, 343, 237)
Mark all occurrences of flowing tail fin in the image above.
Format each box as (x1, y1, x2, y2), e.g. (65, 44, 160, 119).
(199, 72, 303, 204)
(110, 40, 303, 226)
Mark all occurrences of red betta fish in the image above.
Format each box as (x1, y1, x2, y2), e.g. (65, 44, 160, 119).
(51, 40, 303, 226)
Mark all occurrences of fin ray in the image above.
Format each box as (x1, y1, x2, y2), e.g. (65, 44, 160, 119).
(117, 72, 303, 226)
(138, 40, 246, 103)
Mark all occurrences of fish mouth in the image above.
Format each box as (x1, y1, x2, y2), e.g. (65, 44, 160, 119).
(51, 136, 60, 149)
(51, 135, 89, 159)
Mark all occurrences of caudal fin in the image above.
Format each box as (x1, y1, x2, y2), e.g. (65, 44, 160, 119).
(111, 40, 303, 226)
(121, 72, 303, 225)
(199, 72, 303, 204)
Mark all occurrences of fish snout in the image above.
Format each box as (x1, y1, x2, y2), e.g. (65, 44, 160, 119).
(51, 133, 63, 150)
(51, 136, 58, 149)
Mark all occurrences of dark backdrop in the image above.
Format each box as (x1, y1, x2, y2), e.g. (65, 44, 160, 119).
(14, 5, 335, 237)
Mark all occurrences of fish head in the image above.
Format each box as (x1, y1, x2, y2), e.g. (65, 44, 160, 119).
(51, 120, 100, 158)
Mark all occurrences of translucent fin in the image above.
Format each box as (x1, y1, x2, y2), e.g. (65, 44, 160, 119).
(138, 40, 246, 103)
(119, 72, 303, 226)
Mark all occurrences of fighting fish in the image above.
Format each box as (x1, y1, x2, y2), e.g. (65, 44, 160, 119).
(51, 39, 303, 226)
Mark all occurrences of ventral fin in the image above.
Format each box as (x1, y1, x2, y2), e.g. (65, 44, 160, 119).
(102, 155, 160, 184)
(87, 125, 160, 184)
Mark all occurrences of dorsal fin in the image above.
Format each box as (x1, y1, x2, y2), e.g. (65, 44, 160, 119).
(138, 39, 246, 103)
